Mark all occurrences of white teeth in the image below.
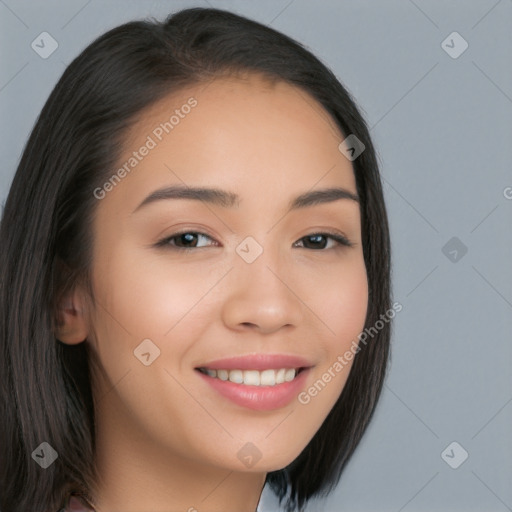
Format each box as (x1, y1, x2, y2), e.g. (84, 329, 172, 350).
(217, 369, 229, 381)
(260, 369, 275, 386)
(284, 368, 296, 382)
(200, 367, 301, 386)
(243, 370, 260, 386)
(229, 369, 244, 384)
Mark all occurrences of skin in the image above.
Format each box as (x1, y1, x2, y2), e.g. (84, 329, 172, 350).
(56, 73, 368, 512)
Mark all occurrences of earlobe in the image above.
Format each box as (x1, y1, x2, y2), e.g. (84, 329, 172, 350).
(53, 289, 89, 344)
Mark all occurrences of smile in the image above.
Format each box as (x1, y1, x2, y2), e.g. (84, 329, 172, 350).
(196, 367, 306, 386)
(195, 366, 311, 411)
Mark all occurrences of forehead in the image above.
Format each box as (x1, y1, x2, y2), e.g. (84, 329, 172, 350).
(99, 73, 356, 215)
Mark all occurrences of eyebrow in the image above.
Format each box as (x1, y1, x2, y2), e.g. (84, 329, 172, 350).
(132, 185, 359, 214)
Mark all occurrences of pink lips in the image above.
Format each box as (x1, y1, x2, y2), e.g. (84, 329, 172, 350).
(195, 353, 313, 411)
(196, 353, 313, 371)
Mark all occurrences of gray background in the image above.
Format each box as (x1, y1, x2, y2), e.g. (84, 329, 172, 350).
(1, 1, 511, 511)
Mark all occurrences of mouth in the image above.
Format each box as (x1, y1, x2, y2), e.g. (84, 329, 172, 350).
(193, 353, 314, 410)
(195, 364, 312, 411)
(195, 366, 308, 387)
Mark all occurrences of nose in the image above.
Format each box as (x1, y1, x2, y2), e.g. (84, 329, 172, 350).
(220, 244, 304, 335)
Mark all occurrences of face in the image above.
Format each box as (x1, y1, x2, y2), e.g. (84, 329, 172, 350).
(85, 73, 368, 473)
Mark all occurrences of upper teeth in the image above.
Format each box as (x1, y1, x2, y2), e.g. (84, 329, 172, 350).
(200, 368, 299, 386)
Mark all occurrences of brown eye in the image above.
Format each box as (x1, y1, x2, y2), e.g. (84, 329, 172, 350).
(154, 230, 353, 252)
(294, 232, 353, 250)
(156, 231, 218, 250)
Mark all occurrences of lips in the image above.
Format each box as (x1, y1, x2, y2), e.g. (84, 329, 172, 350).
(195, 353, 314, 371)
(194, 353, 314, 410)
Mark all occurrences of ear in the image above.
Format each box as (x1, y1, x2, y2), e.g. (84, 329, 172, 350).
(54, 287, 89, 344)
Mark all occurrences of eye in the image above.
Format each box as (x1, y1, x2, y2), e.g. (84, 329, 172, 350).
(155, 231, 218, 251)
(294, 232, 354, 250)
(155, 230, 353, 251)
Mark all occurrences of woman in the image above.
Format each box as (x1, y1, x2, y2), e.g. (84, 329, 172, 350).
(0, 7, 392, 512)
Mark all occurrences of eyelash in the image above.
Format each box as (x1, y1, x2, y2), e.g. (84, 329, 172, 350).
(154, 230, 354, 252)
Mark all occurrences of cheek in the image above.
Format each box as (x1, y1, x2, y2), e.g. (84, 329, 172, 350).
(87, 248, 220, 450)
(88, 244, 221, 372)
(305, 253, 368, 350)
(326, 262, 368, 345)
(296, 255, 368, 416)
